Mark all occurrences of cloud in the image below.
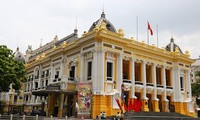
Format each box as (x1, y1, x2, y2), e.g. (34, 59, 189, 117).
(0, 0, 199, 60)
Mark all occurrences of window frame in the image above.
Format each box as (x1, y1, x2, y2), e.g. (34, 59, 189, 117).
(87, 61, 92, 80)
(106, 61, 114, 81)
(69, 66, 76, 81)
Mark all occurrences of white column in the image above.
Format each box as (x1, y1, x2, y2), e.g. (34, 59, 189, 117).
(186, 70, 192, 100)
(162, 66, 167, 101)
(131, 57, 136, 98)
(38, 66, 42, 89)
(80, 53, 84, 82)
(92, 50, 98, 94)
(177, 68, 181, 101)
(142, 61, 147, 99)
(152, 64, 158, 100)
(60, 59, 64, 78)
(61, 56, 67, 82)
(50, 63, 54, 84)
(185, 69, 193, 112)
(171, 67, 176, 101)
(99, 49, 105, 94)
(173, 66, 181, 102)
(117, 54, 123, 95)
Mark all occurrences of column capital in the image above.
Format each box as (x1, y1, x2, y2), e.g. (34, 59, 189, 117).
(92, 49, 98, 53)
(117, 53, 124, 58)
(162, 65, 166, 69)
(141, 60, 147, 63)
(99, 48, 105, 53)
(80, 52, 85, 57)
(131, 57, 135, 61)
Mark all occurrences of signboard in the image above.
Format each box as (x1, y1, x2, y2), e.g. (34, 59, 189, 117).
(77, 83, 92, 118)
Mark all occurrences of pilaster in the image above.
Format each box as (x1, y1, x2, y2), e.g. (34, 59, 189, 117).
(141, 61, 149, 111)
(92, 49, 98, 94)
(58, 94, 64, 118)
(131, 57, 136, 98)
(117, 53, 123, 95)
(142, 61, 147, 99)
(152, 63, 158, 100)
(162, 65, 168, 101)
(80, 53, 84, 82)
(99, 49, 105, 94)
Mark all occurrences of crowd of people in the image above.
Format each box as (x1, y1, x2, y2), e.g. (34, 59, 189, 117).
(95, 111, 124, 120)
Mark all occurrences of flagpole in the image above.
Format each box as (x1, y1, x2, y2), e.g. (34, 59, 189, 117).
(157, 24, 158, 47)
(147, 21, 149, 45)
(136, 16, 138, 41)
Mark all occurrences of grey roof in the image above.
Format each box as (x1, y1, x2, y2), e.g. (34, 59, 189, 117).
(165, 38, 183, 53)
(14, 47, 26, 63)
(88, 12, 117, 33)
(56, 29, 78, 45)
(29, 29, 78, 59)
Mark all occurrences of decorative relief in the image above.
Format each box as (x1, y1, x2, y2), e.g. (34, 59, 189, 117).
(135, 59, 142, 63)
(68, 57, 78, 68)
(123, 56, 130, 61)
(84, 51, 93, 61)
(146, 62, 152, 66)
(106, 52, 115, 61)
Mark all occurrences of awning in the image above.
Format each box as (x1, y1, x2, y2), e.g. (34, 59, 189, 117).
(32, 84, 77, 96)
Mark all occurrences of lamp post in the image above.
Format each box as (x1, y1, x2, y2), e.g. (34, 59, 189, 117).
(8, 94, 12, 115)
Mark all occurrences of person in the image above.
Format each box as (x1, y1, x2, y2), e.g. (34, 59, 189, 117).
(100, 111, 106, 119)
(116, 112, 121, 120)
(121, 84, 126, 101)
(95, 115, 99, 120)
(121, 111, 124, 120)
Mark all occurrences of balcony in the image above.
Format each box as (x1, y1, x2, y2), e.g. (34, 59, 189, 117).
(41, 74, 44, 78)
(166, 86, 174, 95)
(135, 81, 143, 85)
(157, 84, 164, 95)
(53, 79, 57, 82)
(166, 86, 173, 89)
(146, 83, 154, 87)
(123, 79, 132, 84)
(135, 81, 143, 92)
(68, 77, 75, 81)
(46, 73, 49, 77)
(157, 84, 164, 88)
(146, 83, 154, 93)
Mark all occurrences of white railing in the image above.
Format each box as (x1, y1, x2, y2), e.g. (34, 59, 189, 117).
(123, 79, 132, 84)
(0, 114, 44, 120)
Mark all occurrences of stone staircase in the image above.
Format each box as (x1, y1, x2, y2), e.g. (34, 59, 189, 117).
(123, 111, 199, 120)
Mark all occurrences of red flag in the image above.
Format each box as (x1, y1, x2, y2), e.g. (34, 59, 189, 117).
(115, 98, 122, 110)
(133, 98, 142, 112)
(148, 22, 153, 36)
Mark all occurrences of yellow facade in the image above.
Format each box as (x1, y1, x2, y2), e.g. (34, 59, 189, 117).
(22, 12, 195, 118)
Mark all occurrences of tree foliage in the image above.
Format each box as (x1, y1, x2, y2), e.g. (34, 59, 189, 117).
(0, 45, 26, 92)
(192, 71, 200, 96)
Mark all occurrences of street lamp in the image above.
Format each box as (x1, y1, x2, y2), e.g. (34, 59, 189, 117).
(8, 94, 12, 115)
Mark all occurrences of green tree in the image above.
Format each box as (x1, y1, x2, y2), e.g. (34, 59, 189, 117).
(0, 45, 26, 92)
(192, 71, 200, 96)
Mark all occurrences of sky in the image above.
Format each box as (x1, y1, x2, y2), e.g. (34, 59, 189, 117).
(0, 0, 200, 59)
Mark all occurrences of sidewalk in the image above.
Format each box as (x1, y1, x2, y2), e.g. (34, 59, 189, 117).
(43, 117, 93, 120)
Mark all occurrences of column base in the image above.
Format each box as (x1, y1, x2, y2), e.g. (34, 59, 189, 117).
(57, 109, 63, 118)
(142, 99, 149, 112)
(152, 100, 160, 112)
(162, 101, 169, 112)
(174, 102, 185, 114)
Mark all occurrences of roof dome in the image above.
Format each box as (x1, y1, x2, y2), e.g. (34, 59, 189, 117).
(14, 47, 26, 63)
(165, 38, 183, 53)
(88, 12, 117, 33)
